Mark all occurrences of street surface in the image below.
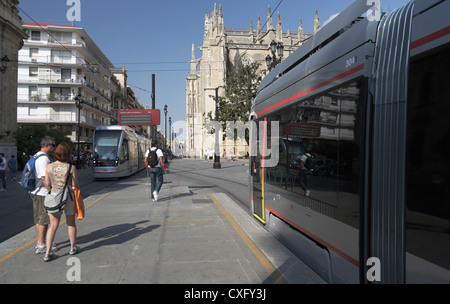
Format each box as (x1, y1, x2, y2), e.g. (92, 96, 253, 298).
(0, 158, 325, 285)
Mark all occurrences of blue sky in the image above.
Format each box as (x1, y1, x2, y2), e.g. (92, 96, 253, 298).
(17, 0, 409, 136)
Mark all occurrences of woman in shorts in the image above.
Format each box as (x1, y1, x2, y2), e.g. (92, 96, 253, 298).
(43, 142, 79, 261)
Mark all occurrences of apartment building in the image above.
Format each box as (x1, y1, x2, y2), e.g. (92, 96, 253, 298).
(17, 23, 123, 151)
(0, 0, 27, 157)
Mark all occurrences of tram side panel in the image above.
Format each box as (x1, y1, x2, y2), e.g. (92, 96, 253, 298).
(404, 0, 450, 284)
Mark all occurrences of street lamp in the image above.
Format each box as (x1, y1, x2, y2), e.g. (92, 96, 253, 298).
(168, 116, 172, 152)
(265, 40, 284, 71)
(0, 56, 10, 73)
(213, 87, 221, 169)
(163, 105, 168, 150)
(74, 93, 84, 169)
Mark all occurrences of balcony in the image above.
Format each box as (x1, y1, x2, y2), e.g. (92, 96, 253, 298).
(19, 75, 83, 86)
(18, 113, 103, 128)
(18, 93, 75, 103)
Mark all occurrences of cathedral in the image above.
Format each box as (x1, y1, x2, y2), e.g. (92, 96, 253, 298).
(186, 4, 320, 158)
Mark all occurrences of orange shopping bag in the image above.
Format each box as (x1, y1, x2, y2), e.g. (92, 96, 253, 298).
(73, 186, 85, 220)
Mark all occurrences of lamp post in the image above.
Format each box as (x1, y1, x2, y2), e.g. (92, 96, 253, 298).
(168, 117, 172, 153)
(265, 40, 284, 71)
(74, 93, 84, 169)
(0, 56, 10, 73)
(164, 104, 168, 151)
(213, 87, 221, 169)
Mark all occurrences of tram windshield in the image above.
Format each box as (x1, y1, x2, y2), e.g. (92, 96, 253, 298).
(93, 130, 121, 162)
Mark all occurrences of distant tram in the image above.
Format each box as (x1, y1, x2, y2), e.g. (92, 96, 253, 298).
(249, 0, 450, 283)
(92, 125, 151, 179)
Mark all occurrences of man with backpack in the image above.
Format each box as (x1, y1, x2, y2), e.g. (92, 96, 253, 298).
(28, 136, 56, 254)
(144, 141, 165, 202)
(298, 150, 314, 197)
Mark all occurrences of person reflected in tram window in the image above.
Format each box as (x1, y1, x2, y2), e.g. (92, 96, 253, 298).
(298, 150, 314, 196)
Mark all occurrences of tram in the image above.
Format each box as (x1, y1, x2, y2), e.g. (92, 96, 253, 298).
(92, 125, 151, 179)
(249, 0, 450, 283)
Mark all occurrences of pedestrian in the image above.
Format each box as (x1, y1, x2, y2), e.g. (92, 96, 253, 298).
(145, 141, 165, 202)
(208, 148, 214, 162)
(43, 142, 79, 261)
(8, 154, 17, 181)
(30, 136, 56, 254)
(0, 153, 6, 191)
(298, 151, 313, 197)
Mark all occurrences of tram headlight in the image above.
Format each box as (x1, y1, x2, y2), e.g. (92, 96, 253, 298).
(92, 157, 97, 166)
(114, 157, 119, 166)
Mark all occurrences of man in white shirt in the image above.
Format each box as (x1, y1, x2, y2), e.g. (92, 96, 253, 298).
(144, 141, 165, 201)
(30, 136, 56, 254)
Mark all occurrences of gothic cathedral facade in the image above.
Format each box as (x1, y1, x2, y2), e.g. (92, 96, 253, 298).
(186, 4, 320, 158)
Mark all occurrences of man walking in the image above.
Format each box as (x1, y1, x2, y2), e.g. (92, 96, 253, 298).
(8, 154, 17, 181)
(145, 141, 165, 201)
(30, 136, 56, 254)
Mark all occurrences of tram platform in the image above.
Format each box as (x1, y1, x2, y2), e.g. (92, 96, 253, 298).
(0, 161, 325, 284)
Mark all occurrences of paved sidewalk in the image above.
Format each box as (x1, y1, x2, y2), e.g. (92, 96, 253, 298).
(0, 161, 324, 284)
(0, 166, 96, 242)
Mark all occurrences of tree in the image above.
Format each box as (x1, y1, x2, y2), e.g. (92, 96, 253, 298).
(13, 125, 74, 154)
(208, 61, 265, 144)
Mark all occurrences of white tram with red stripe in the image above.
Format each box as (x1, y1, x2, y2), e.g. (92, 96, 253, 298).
(92, 125, 151, 179)
(249, 0, 450, 283)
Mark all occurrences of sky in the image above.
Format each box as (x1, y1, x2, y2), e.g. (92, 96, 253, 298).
(16, 0, 410, 138)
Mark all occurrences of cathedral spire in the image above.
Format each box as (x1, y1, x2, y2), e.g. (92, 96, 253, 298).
(276, 11, 282, 40)
(267, 6, 274, 31)
(314, 8, 320, 33)
(218, 4, 225, 35)
(257, 16, 262, 36)
(298, 17, 304, 40)
(190, 43, 199, 74)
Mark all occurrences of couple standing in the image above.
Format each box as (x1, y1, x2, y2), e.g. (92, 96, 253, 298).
(145, 141, 166, 201)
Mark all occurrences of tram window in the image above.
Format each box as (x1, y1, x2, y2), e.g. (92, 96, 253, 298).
(120, 139, 129, 163)
(93, 130, 120, 162)
(406, 46, 450, 275)
(263, 80, 363, 228)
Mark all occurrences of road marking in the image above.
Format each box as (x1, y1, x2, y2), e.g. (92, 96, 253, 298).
(209, 193, 286, 284)
(0, 192, 112, 264)
(160, 218, 227, 222)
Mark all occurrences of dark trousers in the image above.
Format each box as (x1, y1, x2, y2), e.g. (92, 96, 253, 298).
(0, 170, 6, 189)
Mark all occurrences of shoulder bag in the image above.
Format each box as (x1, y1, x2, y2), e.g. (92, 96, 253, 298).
(44, 163, 72, 214)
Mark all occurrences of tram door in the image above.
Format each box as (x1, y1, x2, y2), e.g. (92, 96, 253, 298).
(251, 119, 266, 224)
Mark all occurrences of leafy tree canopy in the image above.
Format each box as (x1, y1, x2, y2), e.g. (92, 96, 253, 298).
(13, 125, 74, 153)
(208, 62, 265, 143)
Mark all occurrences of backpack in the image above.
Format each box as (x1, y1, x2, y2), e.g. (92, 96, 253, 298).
(147, 149, 159, 167)
(20, 153, 47, 192)
(304, 153, 315, 170)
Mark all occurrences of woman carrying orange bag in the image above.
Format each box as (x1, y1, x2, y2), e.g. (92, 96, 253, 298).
(72, 186, 85, 220)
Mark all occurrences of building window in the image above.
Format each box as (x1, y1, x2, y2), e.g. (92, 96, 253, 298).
(29, 48, 39, 59)
(50, 87, 71, 100)
(29, 67, 38, 77)
(29, 86, 38, 100)
(51, 50, 72, 64)
(61, 69, 72, 82)
(31, 31, 41, 41)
